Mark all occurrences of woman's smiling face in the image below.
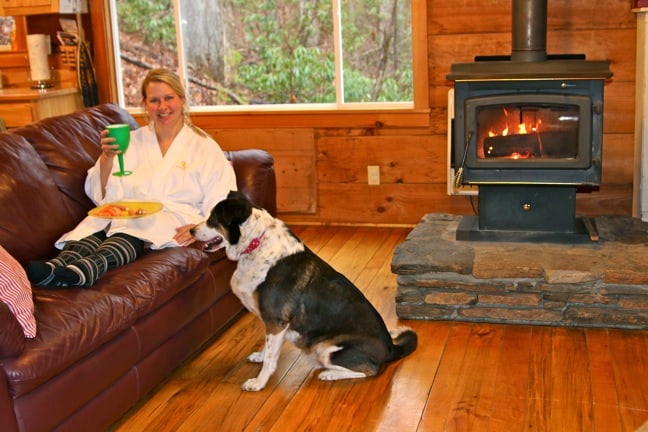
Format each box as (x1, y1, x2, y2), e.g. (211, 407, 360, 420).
(144, 81, 185, 128)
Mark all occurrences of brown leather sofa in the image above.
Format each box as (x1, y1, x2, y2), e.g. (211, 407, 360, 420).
(0, 103, 276, 431)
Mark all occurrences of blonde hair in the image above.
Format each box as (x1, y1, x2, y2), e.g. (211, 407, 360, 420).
(140, 68, 208, 138)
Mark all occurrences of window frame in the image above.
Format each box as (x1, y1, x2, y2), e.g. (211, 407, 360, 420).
(106, 0, 429, 129)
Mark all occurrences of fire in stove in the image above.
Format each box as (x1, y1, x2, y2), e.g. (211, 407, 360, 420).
(479, 103, 579, 160)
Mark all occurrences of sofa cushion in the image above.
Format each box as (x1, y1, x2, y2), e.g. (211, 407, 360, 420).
(0, 134, 76, 264)
(94, 247, 212, 316)
(0, 302, 25, 358)
(1, 247, 210, 398)
(0, 246, 36, 338)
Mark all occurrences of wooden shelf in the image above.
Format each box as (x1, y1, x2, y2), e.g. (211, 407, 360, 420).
(0, 86, 81, 128)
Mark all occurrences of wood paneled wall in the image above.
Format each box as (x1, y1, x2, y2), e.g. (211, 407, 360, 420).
(109, 0, 639, 226)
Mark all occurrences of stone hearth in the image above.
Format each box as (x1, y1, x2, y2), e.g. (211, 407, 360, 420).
(392, 214, 648, 329)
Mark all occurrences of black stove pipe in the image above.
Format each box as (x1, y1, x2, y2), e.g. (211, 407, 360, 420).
(511, 0, 547, 62)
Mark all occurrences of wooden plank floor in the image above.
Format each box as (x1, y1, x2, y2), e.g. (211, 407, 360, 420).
(108, 226, 648, 432)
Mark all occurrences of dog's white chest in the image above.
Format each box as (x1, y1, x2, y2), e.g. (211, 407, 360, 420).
(231, 259, 273, 316)
(227, 210, 305, 318)
(285, 329, 301, 345)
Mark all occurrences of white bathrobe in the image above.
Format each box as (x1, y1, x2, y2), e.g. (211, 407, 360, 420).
(56, 123, 237, 249)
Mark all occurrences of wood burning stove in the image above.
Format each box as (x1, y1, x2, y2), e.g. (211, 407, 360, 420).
(447, 0, 612, 243)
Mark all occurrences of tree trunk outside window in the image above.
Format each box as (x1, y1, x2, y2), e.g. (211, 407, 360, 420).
(180, 1, 226, 83)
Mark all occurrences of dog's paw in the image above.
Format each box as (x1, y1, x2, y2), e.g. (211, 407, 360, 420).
(318, 369, 367, 381)
(242, 377, 266, 391)
(247, 351, 264, 363)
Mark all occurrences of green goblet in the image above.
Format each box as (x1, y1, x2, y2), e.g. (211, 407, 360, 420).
(106, 124, 132, 176)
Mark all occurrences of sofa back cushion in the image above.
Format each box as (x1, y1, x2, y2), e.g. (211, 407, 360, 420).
(0, 134, 76, 263)
(9, 103, 140, 223)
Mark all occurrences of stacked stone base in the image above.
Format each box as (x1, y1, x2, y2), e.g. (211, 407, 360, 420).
(392, 214, 648, 329)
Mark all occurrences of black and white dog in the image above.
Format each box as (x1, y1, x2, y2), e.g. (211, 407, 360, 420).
(191, 191, 417, 391)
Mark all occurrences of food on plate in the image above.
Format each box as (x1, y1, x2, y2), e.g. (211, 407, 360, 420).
(89, 201, 162, 218)
(94, 204, 146, 217)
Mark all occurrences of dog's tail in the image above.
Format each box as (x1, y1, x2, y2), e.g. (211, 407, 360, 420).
(388, 327, 418, 361)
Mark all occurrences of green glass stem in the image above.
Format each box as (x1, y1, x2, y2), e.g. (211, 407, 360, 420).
(117, 153, 125, 174)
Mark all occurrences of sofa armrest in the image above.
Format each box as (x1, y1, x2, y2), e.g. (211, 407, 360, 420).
(225, 149, 277, 216)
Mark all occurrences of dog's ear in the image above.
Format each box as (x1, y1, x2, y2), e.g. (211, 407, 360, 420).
(212, 200, 244, 228)
(212, 195, 253, 245)
(227, 190, 249, 202)
(226, 190, 239, 199)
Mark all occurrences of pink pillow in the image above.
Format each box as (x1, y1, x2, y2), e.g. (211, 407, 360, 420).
(0, 246, 37, 338)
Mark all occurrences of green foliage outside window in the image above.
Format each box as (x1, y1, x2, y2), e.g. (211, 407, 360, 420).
(118, 0, 176, 47)
(115, 0, 412, 106)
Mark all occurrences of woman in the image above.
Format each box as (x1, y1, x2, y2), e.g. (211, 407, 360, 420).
(26, 68, 237, 287)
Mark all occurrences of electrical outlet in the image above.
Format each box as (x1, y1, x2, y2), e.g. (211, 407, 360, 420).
(367, 165, 380, 185)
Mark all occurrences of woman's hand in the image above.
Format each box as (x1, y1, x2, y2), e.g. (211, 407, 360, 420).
(98, 129, 121, 198)
(175, 224, 196, 246)
(100, 129, 122, 158)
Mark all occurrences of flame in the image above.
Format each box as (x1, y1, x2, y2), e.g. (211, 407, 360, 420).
(488, 122, 537, 137)
(487, 108, 542, 138)
(483, 108, 544, 159)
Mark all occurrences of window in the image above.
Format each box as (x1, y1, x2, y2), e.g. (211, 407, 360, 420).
(110, 0, 427, 125)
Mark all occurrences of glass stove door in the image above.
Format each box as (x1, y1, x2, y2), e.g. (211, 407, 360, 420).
(476, 102, 580, 161)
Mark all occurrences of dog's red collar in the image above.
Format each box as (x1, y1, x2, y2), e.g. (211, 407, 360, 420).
(242, 231, 265, 255)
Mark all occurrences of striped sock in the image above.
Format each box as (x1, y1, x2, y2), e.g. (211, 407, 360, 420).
(53, 233, 143, 287)
(25, 261, 58, 286)
(50, 231, 106, 267)
(26, 231, 106, 286)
